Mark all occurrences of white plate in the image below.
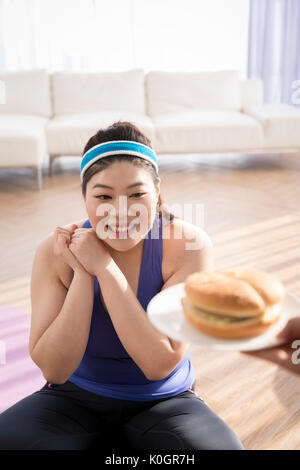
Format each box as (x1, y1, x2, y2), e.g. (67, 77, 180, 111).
(147, 282, 300, 351)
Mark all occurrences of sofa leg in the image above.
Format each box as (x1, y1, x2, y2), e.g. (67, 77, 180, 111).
(33, 166, 43, 190)
(49, 155, 56, 177)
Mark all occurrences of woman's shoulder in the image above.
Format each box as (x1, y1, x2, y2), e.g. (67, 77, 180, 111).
(161, 216, 213, 279)
(162, 217, 213, 250)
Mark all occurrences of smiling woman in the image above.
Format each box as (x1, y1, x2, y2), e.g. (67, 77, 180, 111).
(81, 122, 176, 228)
(0, 121, 244, 451)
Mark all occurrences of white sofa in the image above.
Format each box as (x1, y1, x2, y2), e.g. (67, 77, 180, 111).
(1, 68, 300, 190)
(46, 68, 155, 170)
(0, 69, 52, 190)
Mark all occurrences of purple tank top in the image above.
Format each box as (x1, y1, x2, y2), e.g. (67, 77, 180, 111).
(68, 215, 195, 401)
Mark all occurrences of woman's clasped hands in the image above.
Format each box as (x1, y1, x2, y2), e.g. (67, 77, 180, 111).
(53, 224, 112, 276)
(69, 226, 112, 276)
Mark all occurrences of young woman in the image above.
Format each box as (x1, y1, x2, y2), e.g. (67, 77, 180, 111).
(0, 121, 244, 450)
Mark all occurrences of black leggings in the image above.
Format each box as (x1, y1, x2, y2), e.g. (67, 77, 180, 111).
(0, 380, 244, 450)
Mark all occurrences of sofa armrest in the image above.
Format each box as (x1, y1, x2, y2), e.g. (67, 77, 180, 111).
(243, 103, 300, 148)
(243, 103, 300, 124)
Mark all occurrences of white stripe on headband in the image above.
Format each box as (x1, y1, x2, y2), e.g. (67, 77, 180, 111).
(80, 140, 158, 181)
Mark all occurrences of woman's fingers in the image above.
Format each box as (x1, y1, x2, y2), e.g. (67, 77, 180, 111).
(55, 234, 69, 254)
(55, 232, 83, 271)
(70, 228, 89, 240)
(54, 226, 78, 248)
(54, 228, 71, 255)
(276, 317, 300, 342)
(70, 232, 82, 240)
(55, 226, 77, 236)
(243, 345, 299, 375)
(58, 232, 70, 245)
(54, 230, 70, 246)
(51, 225, 88, 273)
(72, 228, 89, 234)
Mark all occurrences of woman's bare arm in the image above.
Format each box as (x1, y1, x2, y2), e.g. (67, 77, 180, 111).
(29, 234, 95, 384)
(93, 224, 214, 381)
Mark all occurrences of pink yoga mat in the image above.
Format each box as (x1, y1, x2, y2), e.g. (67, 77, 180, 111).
(0, 305, 45, 413)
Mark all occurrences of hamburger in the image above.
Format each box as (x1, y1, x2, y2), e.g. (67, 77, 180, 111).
(181, 268, 286, 339)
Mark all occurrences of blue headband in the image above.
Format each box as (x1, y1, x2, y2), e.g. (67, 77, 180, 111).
(80, 140, 159, 181)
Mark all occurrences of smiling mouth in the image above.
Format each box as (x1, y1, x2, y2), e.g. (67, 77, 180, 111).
(105, 223, 139, 235)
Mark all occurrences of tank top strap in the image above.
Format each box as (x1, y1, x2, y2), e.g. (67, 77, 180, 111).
(148, 214, 163, 275)
(82, 219, 91, 228)
(137, 214, 164, 309)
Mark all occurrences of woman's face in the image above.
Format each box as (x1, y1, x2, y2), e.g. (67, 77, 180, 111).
(84, 161, 160, 252)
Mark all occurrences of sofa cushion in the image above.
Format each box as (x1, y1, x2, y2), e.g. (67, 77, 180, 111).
(0, 114, 48, 166)
(46, 111, 155, 155)
(243, 103, 300, 148)
(0, 69, 52, 118)
(152, 109, 263, 153)
(51, 69, 146, 115)
(240, 79, 263, 110)
(146, 70, 242, 117)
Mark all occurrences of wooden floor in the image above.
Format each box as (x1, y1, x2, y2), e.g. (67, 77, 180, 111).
(1, 151, 300, 450)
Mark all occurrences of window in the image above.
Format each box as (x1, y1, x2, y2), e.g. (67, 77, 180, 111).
(0, 0, 249, 77)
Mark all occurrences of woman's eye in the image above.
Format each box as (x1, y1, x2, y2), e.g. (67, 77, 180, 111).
(95, 193, 145, 200)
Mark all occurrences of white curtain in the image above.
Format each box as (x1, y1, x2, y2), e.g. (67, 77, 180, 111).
(0, 0, 249, 76)
(248, 0, 300, 106)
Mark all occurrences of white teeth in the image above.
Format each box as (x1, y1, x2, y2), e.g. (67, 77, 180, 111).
(107, 224, 138, 233)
